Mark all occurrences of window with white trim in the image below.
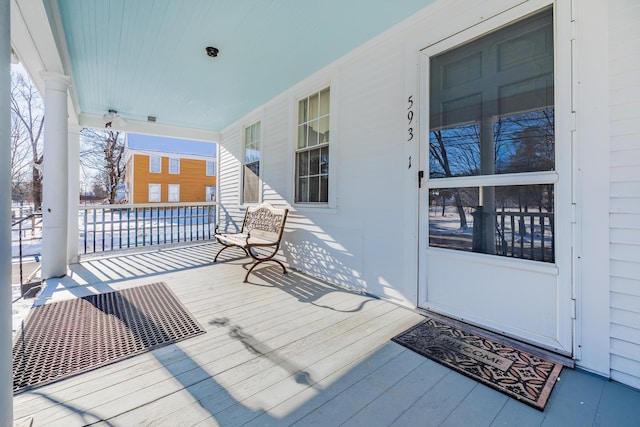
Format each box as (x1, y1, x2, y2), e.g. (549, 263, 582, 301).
(242, 121, 261, 204)
(168, 184, 180, 202)
(148, 183, 161, 202)
(169, 158, 180, 174)
(206, 160, 215, 176)
(149, 155, 161, 173)
(206, 185, 216, 201)
(427, 9, 555, 262)
(296, 87, 329, 203)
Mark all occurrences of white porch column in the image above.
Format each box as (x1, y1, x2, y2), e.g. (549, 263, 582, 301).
(67, 126, 81, 264)
(0, 0, 13, 423)
(40, 72, 70, 279)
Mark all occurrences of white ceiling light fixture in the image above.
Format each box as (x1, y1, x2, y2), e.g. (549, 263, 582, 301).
(103, 109, 128, 128)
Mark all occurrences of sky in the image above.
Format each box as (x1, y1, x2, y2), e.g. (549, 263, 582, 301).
(127, 134, 217, 157)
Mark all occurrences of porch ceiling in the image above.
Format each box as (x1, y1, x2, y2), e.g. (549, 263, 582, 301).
(11, 0, 434, 138)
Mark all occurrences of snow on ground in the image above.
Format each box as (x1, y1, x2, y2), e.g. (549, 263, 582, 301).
(12, 284, 35, 338)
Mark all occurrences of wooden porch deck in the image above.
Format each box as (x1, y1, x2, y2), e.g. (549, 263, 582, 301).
(13, 242, 640, 426)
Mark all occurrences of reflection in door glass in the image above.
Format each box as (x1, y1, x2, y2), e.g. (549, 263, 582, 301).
(429, 109, 554, 179)
(428, 185, 554, 262)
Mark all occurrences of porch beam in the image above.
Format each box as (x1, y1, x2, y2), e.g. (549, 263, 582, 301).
(0, 0, 13, 422)
(40, 71, 70, 279)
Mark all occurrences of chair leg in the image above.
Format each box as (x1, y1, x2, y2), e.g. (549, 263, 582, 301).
(214, 245, 248, 262)
(243, 259, 288, 282)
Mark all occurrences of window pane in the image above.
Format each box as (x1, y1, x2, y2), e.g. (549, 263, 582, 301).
(168, 184, 180, 202)
(298, 98, 308, 125)
(494, 109, 554, 173)
(308, 119, 320, 147)
(320, 175, 329, 203)
(149, 184, 161, 202)
(206, 161, 215, 176)
(206, 186, 216, 201)
(308, 93, 319, 120)
(243, 121, 261, 203)
(297, 151, 309, 177)
(150, 156, 161, 173)
(429, 9, 554, 178)
(298, 125, 307, 149)
(428, 184, 554, 262)
(309, 149, 320, 175)
(319, 87, 330, 116)
(429, 124, 480, 178)
(169, 158, 179, 174)
(243, 163, 259, 203)
(321, 147, 329, 174)
(309, 176, 319, 202)
(297, 177, 309, 202)
(318, 116, 330, 144)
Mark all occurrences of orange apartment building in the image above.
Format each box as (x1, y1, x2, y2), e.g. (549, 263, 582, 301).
(124, 135, 217, 204)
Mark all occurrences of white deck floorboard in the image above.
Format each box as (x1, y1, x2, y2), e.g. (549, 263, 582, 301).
(12, 242, 640, 426)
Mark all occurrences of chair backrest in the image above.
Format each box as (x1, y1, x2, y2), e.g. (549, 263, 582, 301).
(241, 203, 288, 242)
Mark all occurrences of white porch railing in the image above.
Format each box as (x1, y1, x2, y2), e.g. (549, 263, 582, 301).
(79, 202, 217, 255)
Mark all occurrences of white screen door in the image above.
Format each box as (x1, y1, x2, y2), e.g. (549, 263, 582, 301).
(418, 8, 572, 355)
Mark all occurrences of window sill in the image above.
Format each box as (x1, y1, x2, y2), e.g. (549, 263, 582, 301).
(291, 204, 337, 215)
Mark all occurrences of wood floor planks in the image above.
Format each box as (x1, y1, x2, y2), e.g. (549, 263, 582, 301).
(13, 242, 640, 426)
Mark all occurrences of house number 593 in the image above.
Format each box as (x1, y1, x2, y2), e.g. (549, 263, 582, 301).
(407, 95, 414, 142)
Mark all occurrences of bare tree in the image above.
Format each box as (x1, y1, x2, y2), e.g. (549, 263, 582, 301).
(10, 71, 44, 210)
(430, 130, 469, 229)
(10, 113, 31, 201)
(80, 128, 126, 203)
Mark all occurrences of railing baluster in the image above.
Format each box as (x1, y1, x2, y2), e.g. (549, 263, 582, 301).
(109, 208, 114, 251)
(510, 214, 515, 257)
(162, 206, 166, 244)
(530, 215, 534, 259)
(170, 207, 174, 243)
(156, 206, 163, 244)
(135, 207, 139, 247)
(93, 208, 97, 253)
(127, 207, 131, 248)
(18, 220, 23, 285)
(189, 206, 193, 242)
(540, 215, 545, 262)
(149, 207, 153, 246)
(118, 208, 123, 249)
(84, 209, 88, 254)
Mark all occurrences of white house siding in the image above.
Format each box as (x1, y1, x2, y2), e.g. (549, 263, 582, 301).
(218, 125, 244, 231)
(219, 0, 533, 307)
(609, 0, 640, 389)
(217, 0, 640, 388)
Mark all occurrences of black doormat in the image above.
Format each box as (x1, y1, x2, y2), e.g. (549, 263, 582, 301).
(392, 316, 562, 410)
(13, 282, 205, 394)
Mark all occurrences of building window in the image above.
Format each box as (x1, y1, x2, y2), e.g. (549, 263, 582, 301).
(296, 87, 329, 203)
(242, 121, 261, 204)
(206, 160, 215, 176)
(206, 185, 216, 201)
(168, 184, 180, 202)
(148, 184, 161, 202)
(150, 155, 161, 173)
(169, 158, 180, 174)
(427, 9, 555, 262)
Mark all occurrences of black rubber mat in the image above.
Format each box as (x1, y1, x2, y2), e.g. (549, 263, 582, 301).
(13, 282, 205, 394)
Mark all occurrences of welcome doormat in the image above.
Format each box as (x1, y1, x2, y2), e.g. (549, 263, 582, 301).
(13, 282, 205, 394)
(392, 316, 562, 410)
